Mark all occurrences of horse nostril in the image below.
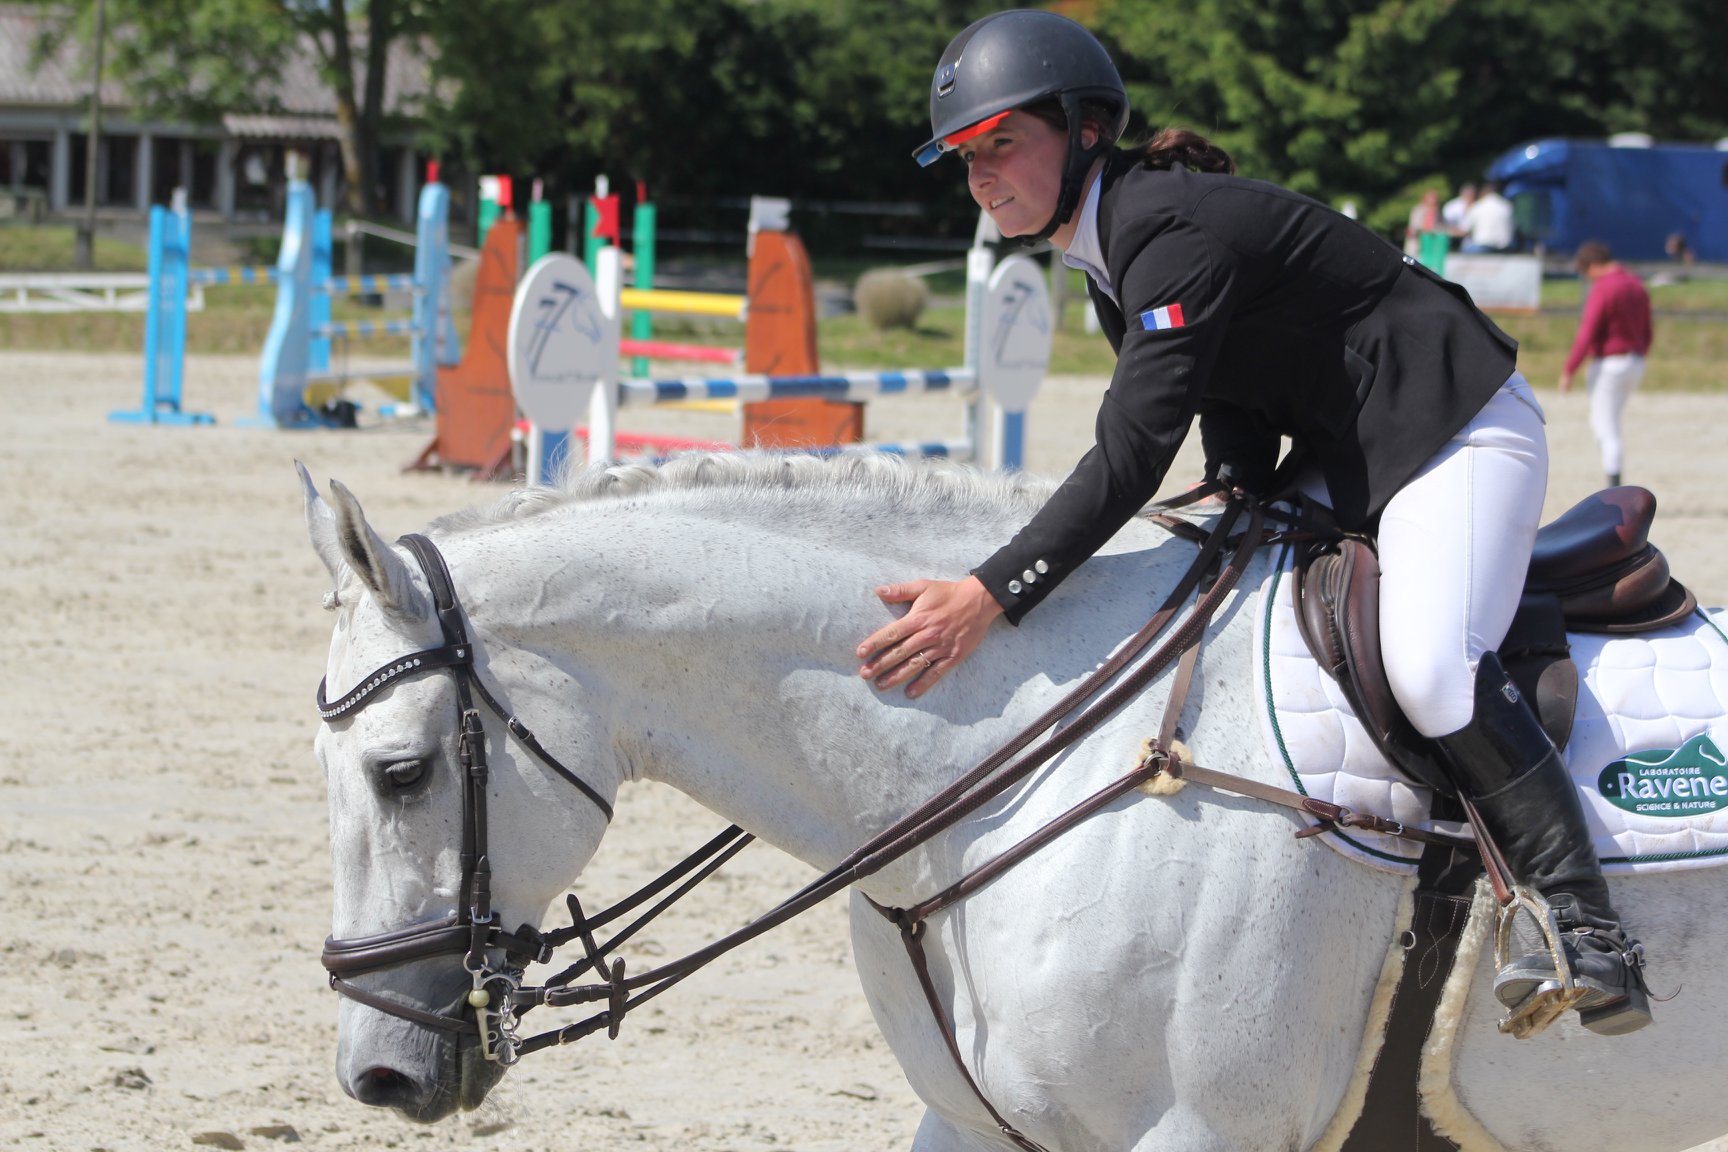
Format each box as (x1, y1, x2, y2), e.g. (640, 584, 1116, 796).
(353, 1065, 422, 1109)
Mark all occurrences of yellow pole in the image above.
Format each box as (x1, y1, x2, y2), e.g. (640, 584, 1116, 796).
(619, 287, 746, 319)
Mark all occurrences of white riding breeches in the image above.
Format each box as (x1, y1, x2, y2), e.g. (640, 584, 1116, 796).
(1587, 353, 1646, 476)
(1298, 373, 1549, 737)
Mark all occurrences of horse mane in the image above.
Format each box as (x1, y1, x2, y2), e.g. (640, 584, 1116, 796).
(426, 451, 1063, 536)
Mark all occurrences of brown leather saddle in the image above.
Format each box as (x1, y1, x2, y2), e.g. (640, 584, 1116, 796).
(1293, 486, 1697, 794)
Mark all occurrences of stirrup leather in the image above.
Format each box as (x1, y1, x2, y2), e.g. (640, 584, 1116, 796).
(1492, 883, 1590, 1040)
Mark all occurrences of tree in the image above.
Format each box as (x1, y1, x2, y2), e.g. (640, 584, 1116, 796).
(32, 0, 423, 218)
(1096, 0, 1728, 235)
(1100, 0, 1480, 211)
(292, 0, 423, 219)
(417, 0, 990, 231)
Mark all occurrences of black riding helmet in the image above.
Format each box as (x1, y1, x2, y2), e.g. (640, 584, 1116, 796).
(914, 10, 1128, 241)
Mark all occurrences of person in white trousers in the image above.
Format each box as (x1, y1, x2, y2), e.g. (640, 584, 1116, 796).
(1561, 241, 1654, 487)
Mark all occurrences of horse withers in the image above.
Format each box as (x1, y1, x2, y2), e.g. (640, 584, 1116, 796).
(303, 454, 1728, 1151)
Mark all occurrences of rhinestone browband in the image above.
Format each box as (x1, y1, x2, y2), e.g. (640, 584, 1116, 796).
(315, 644, 469, 720)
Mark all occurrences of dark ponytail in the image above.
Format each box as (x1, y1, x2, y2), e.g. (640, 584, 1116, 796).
(1126, 128, 1235, 175)
(1018, 103, 1235, 176)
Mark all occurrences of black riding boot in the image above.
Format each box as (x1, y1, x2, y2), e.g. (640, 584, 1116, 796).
(1434, 652, 1651, 1036)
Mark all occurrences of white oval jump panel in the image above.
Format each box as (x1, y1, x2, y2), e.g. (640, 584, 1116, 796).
(508, 253, 619, 432)
(979, 254, 1052, 414)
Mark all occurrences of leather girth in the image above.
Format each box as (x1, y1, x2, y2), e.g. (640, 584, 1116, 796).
(1338, 839, 1482, 1152)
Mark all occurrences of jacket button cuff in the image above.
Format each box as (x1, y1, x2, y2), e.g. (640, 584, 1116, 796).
(1007, 580, 1024, 594)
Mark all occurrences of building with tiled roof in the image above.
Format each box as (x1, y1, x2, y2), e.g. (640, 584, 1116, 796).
(0, 3, 435, 224)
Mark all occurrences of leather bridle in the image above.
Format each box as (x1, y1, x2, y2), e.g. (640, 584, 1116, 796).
(318, 533, 617, 1064)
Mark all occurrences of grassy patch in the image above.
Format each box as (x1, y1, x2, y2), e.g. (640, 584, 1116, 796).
(0, 222, 150, 272)
(1492, 290, 1728, 394)
(0, 225, 422, 357)
(6, 221, 1724, 393)
(0, 281, 420, 358)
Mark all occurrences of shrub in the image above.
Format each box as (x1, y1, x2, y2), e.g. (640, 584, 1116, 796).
(853, 267, 929, 331)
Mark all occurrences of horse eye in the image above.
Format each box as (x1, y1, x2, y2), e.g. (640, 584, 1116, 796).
(381, 760, 428, 790)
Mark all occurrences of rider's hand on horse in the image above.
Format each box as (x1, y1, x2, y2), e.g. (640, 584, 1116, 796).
(858, 576, 1004, 697)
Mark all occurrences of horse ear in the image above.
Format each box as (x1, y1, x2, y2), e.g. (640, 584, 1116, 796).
(319, 475, 428, 621)
(297, 460, 345, 583)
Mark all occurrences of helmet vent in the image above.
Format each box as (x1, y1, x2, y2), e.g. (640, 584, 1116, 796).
(936, 63, 957, 98)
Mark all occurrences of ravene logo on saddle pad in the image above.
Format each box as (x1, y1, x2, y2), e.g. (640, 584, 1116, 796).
(1600, 733, 1728, 817)
(1256, 543, 1728, 874)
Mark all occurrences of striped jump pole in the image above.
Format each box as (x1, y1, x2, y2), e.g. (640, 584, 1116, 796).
(187, 265, 278, 286)
(617, 369, 974, 404)
(507, 243, 1050, 477)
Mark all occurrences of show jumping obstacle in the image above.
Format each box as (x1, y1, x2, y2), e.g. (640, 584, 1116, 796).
(254, 177, 458, 428)
(417, 188, 830, 480)
(408, 176, 739, 479)
(507, 234, 1049, 479)
(111, 178, 458, 428)
(584, 188, 847, 444)
(582, 177, 753, 376)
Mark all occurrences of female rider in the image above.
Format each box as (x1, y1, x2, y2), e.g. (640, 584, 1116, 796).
(855, 8, 1650, 1035)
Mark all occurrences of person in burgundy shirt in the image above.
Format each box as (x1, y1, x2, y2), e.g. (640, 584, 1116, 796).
(1561, 241, 1654, 486)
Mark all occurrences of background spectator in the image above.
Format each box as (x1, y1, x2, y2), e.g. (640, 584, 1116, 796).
(1442, 182, 1477, 242)
(1561, 240, 1654, 487)
(1462, 182, 1515, 252)
(1404, 188, 1441, 256)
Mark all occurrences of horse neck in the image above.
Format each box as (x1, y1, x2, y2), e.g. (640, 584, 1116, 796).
(448, 486, 1192, 888)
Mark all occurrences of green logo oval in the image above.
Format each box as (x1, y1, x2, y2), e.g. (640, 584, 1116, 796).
(1597, 733, 1728, 817)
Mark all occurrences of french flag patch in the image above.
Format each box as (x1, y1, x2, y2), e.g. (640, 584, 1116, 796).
(1139, 303, 1186, 331)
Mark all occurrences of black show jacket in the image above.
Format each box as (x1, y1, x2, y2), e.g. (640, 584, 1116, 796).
(974, 154, 1518, 624)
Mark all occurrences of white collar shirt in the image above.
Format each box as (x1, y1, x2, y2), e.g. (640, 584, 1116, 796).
(1059, 176, 1116, 306)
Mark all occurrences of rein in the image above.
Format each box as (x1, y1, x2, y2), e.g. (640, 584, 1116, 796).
(316, 489, 1474, 1135)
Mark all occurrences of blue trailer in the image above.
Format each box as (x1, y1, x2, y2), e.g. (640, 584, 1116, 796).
(1485, 138, 1728, 262)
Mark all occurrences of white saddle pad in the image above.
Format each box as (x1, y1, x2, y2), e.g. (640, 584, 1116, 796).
(1252, 543, 1728, 875)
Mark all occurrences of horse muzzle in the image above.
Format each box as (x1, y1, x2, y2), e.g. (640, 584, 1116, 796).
(336, 971, 509, 1122)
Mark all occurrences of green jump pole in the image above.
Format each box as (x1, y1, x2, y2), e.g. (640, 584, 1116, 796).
(478, 199, 499, 250)
(528, 179, 561, 479)
(631, 196, 656, 377)
(528, 198, 552, 264)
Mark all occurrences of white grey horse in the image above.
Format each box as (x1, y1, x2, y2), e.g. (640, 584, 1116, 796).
(303, 453, 1728, 1151)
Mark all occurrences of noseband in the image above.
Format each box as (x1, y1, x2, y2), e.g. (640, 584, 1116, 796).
(318, 533, 615, 1064)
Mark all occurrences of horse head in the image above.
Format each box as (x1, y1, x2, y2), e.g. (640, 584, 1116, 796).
(300, 464, 614, 1121)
